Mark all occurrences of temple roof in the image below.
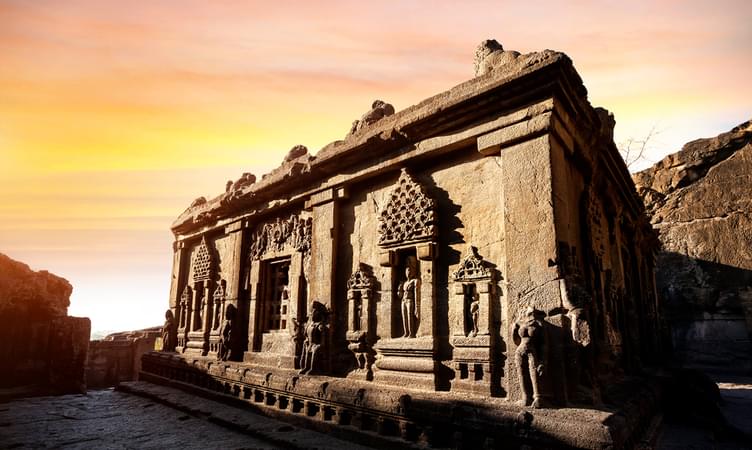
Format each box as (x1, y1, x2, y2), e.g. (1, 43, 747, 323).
(172, 44, 592, 236)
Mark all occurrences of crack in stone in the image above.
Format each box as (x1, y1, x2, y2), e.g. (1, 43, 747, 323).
(655, 209, 749, 227)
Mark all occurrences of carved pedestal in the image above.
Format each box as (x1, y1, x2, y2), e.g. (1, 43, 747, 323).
(373, 337, 437, 390)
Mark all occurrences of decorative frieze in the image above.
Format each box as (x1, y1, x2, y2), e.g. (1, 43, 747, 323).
(249, 214, 312, 260)
(452, 246, 493, 282)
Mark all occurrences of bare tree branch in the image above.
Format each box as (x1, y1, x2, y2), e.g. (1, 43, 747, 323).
(618, 124, 661, 169)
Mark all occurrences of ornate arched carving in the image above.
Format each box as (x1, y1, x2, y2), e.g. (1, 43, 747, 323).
(249, 214, 312, 260)
(212, 282, 226, 331)
(453, 246, 493, 282)
(347, 264, 375, 291)
(212, 282, 225, 302)
(378, 169, 436, 247)
(192, 237, 214, 282)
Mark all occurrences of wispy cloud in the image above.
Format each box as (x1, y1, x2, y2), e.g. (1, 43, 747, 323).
(1, 0, 749, 332)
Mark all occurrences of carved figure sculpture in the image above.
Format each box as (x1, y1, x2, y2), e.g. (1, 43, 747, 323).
(299, 301, 328, 375)
(474, 39, 520, 76)
(292, 318, 305, 368)
(512, 306, 547, 408)
(231, 172, 256, 191)
(560, 274, 592, 347)
(196, 296, 205, 331)
(284, 145, 308, 163)
(218, 304, 236, 361)
(399, 259, 420, 338)
(469, 293, 480, 337)
(162, 310, 176, 352)
(179, 286, 191, 329)
(348, 100, 395, 136)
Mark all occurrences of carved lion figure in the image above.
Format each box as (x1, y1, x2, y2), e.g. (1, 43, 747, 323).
(473, 39, 521, 76)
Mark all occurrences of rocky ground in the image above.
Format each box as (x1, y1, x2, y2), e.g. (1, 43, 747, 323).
(656, 375, 752, 449)
(0, 386, 368, 449)
(1, 378, 749, 449)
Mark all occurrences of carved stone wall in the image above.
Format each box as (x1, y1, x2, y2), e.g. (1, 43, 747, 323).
(154, 40, 662, 447)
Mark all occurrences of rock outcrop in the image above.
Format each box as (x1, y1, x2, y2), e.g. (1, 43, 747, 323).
(0, 253, 90, 396)
(633, 119, 752, 372)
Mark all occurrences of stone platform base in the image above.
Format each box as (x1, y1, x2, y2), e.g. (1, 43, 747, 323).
(141, 351, 663, 449)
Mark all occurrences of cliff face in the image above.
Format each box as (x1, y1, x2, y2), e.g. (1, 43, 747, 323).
(633, 119, 752, 371)
(0, 253, 90, 396)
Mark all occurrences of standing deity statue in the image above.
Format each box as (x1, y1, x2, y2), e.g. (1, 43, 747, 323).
(161, 310, 177, 352)
(512, 306, 547, 408)
(218, 305, 236, 361)
(196, 296, 205, 331)
(398, 260, 420, 338)
(292, 317, 305, 367)
(299, 301, 328, 375)
(469, 292, 480, 337)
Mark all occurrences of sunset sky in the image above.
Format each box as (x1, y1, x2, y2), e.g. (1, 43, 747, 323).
(1, 0, 750, 334)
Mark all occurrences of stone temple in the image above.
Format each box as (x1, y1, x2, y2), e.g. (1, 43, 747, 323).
(143, 40, 664, 448)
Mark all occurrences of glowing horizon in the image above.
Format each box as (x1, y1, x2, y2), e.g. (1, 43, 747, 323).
(1, 0, 750, 333)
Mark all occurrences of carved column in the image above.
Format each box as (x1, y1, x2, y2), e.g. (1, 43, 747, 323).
(478, 128, 558, 404)
(169, 240, 188, 334)
(305, 187, 347, 374)
(176, 286, 192, 352)
(208, 282, 225, 357)
(245, 259, 263, 355)
(346, 264, 376, 380)
(201, 280, 214, 354)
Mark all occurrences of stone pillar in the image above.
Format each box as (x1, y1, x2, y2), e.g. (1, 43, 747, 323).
(416, 242, 437, 338)
(307, 188, 344, 308)
(305, 187, 347, 373)
(479, 129, 559, 404)
(169, 241, 187, 318)
(201, 280, 213, 355)
(245, 261, 262, 356)
(225, 221, 245, 305)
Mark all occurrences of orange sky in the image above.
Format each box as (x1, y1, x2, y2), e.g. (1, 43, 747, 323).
(1, 0, 750, 334)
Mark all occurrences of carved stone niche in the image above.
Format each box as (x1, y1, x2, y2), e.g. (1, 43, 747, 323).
(208, 280, 227, 357)
(244, 211, 311, 369)
(346, 264, 376, 380)
(176, 285, 191, 352)
(451, 246, 502, 397)
(373, 169, 439, 390)
(185, 236, 216, 356)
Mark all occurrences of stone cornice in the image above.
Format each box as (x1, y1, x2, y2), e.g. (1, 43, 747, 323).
(172, 51, 588, 238)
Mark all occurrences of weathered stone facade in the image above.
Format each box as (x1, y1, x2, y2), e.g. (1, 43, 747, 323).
(143, 40, 663, 448)
(634, 119, 752, 372)
(86, 327, 160, 388)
